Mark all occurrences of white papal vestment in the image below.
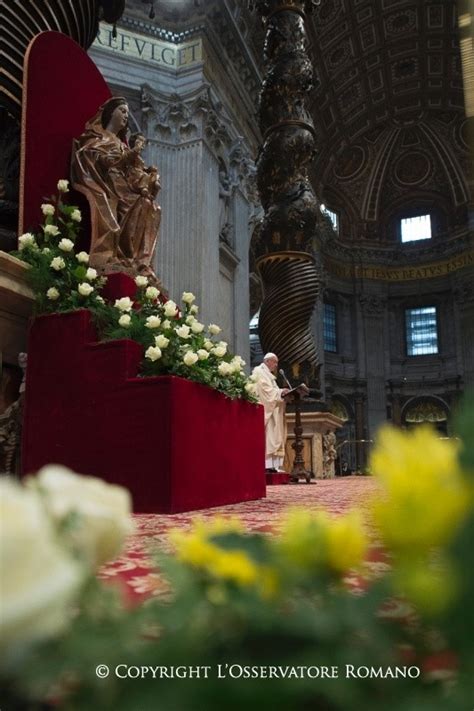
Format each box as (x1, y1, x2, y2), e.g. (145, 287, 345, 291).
(252, 362, 287, 469)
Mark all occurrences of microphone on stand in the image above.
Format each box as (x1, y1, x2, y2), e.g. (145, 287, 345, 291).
(279, 368, 292, 389)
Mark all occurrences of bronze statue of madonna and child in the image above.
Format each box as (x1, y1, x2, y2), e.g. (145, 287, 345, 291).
(71, 96, 162, 283)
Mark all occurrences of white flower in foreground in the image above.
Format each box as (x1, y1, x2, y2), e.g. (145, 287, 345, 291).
(85, 267, 97, 281)
(183, 351, 199, 366)
(203, 339, 213, 351)
(163, 300, 178, 318)
(212, 345, 227, 358)
(18, 233, 36, 250)
(118, 314, 131, 327)
(50, 256, 66, 271)
(76, 251, 89, 264)
(0, 479, 82, 670)
(176, 324, 191, 339)
(57, 179, 69, 193)
(95, 295, 105, 303)
(191, 321, 204, 334)
(190, 305, 198, 314)
(46, 287, 60, 301)
(185, 315, 196, 325)
(155, 334, 169, 348)
(162, 319, 171, 330)
(182, 291, 196, 304)
(208, 324, 221, 335)
(114, 297, 133, 312)
(44, 224, 60, 237)
(135, 275, 148, 288)
(145, 286, 160, 300)
(218, 361, 233, 376)
(41, 203, 55, 216)
(78, 282, 94, 297)
(42, 247, 51, 255)
(70, 209, 82, 223)
(145, 345, 162, 362)
(58, 238, 74, 253)
(28, 465, 133, 569)
(197, 349, 209, 360)
(145, 315, 161, 329)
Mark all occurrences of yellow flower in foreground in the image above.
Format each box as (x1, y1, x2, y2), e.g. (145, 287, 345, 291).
(393, 556, 459, 615)
(170, 517, 277, 597)
(277, 508, 368, 575)
(370, 426, 470, 552)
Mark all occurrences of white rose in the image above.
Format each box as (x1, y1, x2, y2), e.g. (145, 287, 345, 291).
(145, 286, 160, 300)
(28, 465, 133, 569)
(197, 349, 209, 360)
(58, 238, 74, 252)
(76, 251, 89, 264)
(57, 179, 69, 193)
(208, 324, 221, 335)
(163, 300, 178, 318)
(245, 382, 258, 396)
(218, 361, 232, 376)
(145, 315, 161, 329)
(232, 355, 246, 367)
(41, 204, 55, 216)
(50, 257, 66, 271)
(182, 291, 196, 304)
(96, 295, 105, 303)
(78, 282, 94, 296)
(135, 275, 148, 287)
(46, 287, 60, 301)
(114, 297, 133, 312)
(44, 224, 60, 237)
(176, 324, 191, 339)
(0, 479, 82, 669)
(185, 315, 196, 325)
(18, 233, 37, 251)
(183, 351, 199, 366)
(85, 267, 97, 280)
(70, 209, 82, 222)
(118, 314, 131, 327)
(190, 305, 198, 314)
(162, 319, 171, 330)
(204, 340, 213, 351)
(145, 345, 162, 362)
(155, 334, 169, 348)
(191, 321, 204, 334)
(42, 247, 51, 254)
(212, 346, 226, 358)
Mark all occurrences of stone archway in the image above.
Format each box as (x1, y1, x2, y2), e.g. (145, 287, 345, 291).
(402, 396, 450, 435)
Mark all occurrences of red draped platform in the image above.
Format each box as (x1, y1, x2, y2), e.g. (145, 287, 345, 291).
(21, 310, 266, 513)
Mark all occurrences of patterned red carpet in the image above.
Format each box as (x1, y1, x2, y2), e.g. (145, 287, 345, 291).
(99, 477, 386, 602)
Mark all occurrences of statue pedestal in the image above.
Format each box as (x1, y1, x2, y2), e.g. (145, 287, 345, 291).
(0, 251, 34, 412)
(0, 251, 34, 366)
(22, 309, 266, 513)
(284, 412, 344, 479)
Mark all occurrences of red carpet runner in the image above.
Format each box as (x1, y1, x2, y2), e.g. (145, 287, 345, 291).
(99, 477, 385, 602)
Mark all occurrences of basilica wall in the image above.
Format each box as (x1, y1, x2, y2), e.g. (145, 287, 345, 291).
(89, 1, 262, 361)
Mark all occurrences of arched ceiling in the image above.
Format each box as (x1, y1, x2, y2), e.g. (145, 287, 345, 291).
(304, 0, 472, 242)
(310, 0, 464, 150)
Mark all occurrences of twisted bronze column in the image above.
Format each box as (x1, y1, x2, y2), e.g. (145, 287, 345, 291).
(250, 0, 321, 386)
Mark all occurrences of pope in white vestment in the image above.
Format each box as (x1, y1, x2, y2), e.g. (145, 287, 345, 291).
(252, 353, 289, 471)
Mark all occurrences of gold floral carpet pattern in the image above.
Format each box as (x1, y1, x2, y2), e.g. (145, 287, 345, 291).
(99, 477, 386, 603)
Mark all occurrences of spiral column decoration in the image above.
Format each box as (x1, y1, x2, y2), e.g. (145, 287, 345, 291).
(250, 0, 321, 386)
